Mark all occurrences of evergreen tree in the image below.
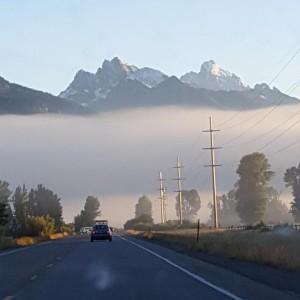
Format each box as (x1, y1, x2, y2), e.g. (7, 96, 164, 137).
(0, 181, 12, 228)
(27, 184, 63, 229)
(13, 184, 28, 235)
(73, 196, 101, 230)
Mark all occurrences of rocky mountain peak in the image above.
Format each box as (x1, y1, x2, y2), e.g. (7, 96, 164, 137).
(181, 60, 246, 91)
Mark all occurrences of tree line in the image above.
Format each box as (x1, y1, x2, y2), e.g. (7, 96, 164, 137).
(124, 191, 201, 230)
(0, 181, 64, 237)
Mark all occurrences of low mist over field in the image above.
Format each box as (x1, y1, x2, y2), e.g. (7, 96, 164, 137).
(0, 105, 299, 226)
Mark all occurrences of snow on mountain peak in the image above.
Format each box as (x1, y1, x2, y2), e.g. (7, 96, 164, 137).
(102, 57, 138, 76)
(181, 60, 245, 91)
(127, 67, 167, 88)
(60, 57, 249, 106)
(60, 57, 168, 104)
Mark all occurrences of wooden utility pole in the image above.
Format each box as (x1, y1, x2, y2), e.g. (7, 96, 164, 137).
(159, 171, 167, 224)
(203, 116, 221, 229)
(173, 155, 184, 225)
(163, 186, 167, 223)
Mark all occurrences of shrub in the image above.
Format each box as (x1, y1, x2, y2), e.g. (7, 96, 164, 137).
(26, 215, 55, 237)
(15, 236, 36, 246)
(60, 224, 74, 235)
(0, 225, 6, 237)
(0, 236, 15, 249)
(124, 214, 153, 230)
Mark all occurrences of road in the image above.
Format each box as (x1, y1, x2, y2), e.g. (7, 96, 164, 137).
(0, 235, 299, 300)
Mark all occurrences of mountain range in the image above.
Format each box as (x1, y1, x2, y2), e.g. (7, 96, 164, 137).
(0, 57, 298, 114)
(0, 76, 85, 114)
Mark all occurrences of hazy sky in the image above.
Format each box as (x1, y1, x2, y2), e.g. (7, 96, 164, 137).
(1, 0, 300, 96)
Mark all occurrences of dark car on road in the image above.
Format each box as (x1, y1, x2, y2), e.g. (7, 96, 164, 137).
(90, 224, 112, 242)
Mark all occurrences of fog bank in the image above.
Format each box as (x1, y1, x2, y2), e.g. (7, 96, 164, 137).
(0, 105, 299, 226)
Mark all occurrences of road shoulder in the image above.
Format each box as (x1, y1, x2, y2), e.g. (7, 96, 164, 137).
(124, 234, 300, 299)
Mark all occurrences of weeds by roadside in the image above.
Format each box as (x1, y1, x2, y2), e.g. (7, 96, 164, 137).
(128, 228, 300, 270)
(0, 232, 71, 250)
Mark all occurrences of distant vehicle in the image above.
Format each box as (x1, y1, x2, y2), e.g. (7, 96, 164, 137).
(79, 227, 92, 235)
(94, 219, 108, 225)
(90, 222, 112, 242)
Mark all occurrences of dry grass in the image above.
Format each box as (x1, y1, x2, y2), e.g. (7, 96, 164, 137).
(129, 228, 300, 270)
(15, 236, 39, 246)
(49, 233, 65, 240)
(0, 232, 70, 250)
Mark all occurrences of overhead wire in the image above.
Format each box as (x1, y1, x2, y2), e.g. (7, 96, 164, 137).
(216, 45, 300, 129)
(222, 78, 300, 147)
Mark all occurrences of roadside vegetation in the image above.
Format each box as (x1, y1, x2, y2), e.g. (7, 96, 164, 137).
(0, 181, 74, 250)
(124, 153, 300, 270)
(130, 226, 300, 270)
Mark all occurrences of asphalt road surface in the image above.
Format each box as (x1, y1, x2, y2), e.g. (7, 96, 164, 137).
(0, 235, 299, 300)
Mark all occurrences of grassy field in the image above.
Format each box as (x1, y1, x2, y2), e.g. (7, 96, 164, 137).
(128, 228, 300, 270)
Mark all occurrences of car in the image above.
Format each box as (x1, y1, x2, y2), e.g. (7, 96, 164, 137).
(79, 226, 92, 235)
(90, 223, 112, 242)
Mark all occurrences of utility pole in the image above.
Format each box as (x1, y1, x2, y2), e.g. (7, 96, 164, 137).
(159, 171, 167, 224)
(163, 186, 167, 223)
(203, 116, 221, 229)
(173, 155, 184, 225)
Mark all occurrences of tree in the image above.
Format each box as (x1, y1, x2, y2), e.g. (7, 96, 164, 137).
(74, 196, 101, 231)
(208, 189, 240, 226)
(235, 152, 274, 224)
(13, 185, 28, 236)
(0, 202, 8, 226)
(82, 196, 101, 226)
(175, 189, 201, 221)
(264, 187, 292, 224)
(0, 181, 12, 227)
(27, 184, 63, 229)
(74, 214, 83, 233)
(284, 164, 300, 222)
(135, 195, 152, 218)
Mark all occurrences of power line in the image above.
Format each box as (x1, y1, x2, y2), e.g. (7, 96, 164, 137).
(257, 117, 300, 152)
(278, 38, 300, 65)
(232, 81, 300, 147)
(222, 80, 300, 146)
(217, 45, 300, 128)
(223, 78, 300, 133)
(270, 137, 300, 156)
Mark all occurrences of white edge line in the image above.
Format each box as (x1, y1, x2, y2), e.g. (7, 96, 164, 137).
(119, 236, 242, 300)
(0, 241, 52, 257)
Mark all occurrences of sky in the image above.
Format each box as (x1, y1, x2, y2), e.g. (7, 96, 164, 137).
(1, 1, 300, 226)
(0, 0, 300, 97)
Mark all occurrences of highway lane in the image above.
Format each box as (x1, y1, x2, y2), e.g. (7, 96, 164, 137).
(0, 235, 298, 300)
